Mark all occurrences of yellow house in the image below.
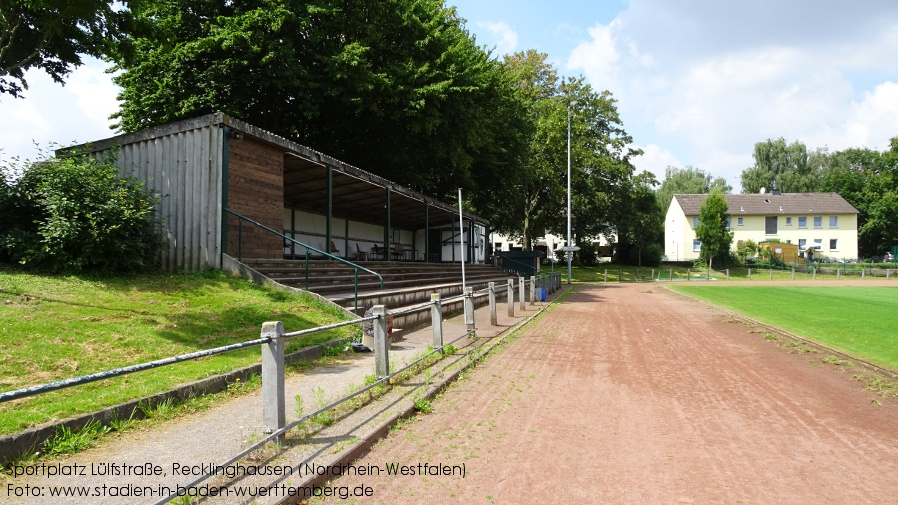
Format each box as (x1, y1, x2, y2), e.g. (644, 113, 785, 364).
(665, 192, 859, 262)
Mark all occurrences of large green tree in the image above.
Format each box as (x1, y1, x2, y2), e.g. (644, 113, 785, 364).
(821, 139, 898, 257)
(695, 189, 733, 269)
(112, 0, 525, 201)
(483, 49, 561, 250)
(0, 0, 127, 98)
(740, 138, 822, 194)
(656, 165, 730, 214)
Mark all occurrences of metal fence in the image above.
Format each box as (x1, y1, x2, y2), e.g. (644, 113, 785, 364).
(0, 273, 562, 504)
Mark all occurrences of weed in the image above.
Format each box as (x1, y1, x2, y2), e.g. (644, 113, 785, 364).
(294, 394, 305, 420)
(323, 344, 345, 357)
(413, 397, 433, 414)
(43, 421, 110, 456)
(109, 408, 137, 432)
(312, 387, 336, 427)
(822, 355, 853, 367)
(363, 374, 379, 386)
(764, 333, 778, 341)
(138, 397, 179, 420)
(444, 344, 457, 355)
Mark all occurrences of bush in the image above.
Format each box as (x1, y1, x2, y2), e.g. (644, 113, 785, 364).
(0, 149, 164, 272)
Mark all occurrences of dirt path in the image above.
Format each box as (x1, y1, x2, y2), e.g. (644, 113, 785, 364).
(314, 283, 898, 504)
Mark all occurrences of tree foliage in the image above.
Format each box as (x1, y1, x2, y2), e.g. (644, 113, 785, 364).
(820, 139, 898, 257)
(0, 0, 127, 98)
(740, 138, 822, 194)
(694, 189, 733, 269)
(655, 165, 730, 215)
(0, 150, 163, 272)
(111, 0, 527, 202)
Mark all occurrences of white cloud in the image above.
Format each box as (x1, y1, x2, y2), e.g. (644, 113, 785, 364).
(631, 143, 680, 182)
(566, 1, 898, 193)
(567, 20, 621, 90)
(828, 81, 898, 150)
(0, 58, 119, 162)
(478, 21, 518, 56)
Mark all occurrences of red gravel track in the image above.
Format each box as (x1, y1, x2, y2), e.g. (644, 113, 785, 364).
(314, 283, 898, 504)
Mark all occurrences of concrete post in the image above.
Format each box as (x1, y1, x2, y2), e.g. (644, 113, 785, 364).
(488, 282, 498, 326)
(726, 269, 730, 280)
(507, 278, 514, 317)
(837, 268, 841, 280)
(604, 269, 608, 284)
(430, 293, 443, 352)
(669, 269, 673, 281)
(813, 267, 817, 280)
(518, 276, 525, 311)
(464, 287, 475, 333)
(687, 269, 691, 281)
(529, 275, 536, 305)
(373, 305, 389, 380)
(748, 268, 751, 280)
(791, 267, 795, 280)
(261, 321, 285, 442)
(769, 268, 773, 280)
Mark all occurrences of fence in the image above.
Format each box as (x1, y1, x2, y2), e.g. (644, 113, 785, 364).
(0, 273, 562, 503)
(623, 266, 897, 282)
(225, 208, 383, 313)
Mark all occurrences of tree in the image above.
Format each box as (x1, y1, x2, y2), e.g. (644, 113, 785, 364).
(821, 140, 898, 257)
(0, 0, 127, 98)
(0, 149, 163, 272)
(656, 165, 730, 215)
(484, 50, 562, 251)
(694, 189, 733, 270)
(617, 171, 664, 266)
(740, 138, 821, 193)
(112, 0, 526, 202)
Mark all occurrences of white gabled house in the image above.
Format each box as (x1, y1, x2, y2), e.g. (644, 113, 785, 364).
(665, 192, 859, 262)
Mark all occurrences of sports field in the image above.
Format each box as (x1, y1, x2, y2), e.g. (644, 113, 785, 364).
(669, 284, 898, 372)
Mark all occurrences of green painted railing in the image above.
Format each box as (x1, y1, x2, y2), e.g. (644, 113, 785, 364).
(225, 209, 383, 312)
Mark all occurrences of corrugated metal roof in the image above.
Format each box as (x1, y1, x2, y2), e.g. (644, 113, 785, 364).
(673, 193, 858, 216)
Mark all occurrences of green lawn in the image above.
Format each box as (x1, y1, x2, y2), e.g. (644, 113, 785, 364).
(669, 285, 898, 372)
(0, 268, 358, 435)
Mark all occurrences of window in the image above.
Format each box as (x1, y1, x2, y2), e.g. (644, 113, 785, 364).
(786, 217, 792, 226)
(726, 217, 732, 229)
(693, 239, 702, 252)
(813, 238, 822, 250)
(692, 217, 700, 228)
(829, 216, 838, 228)
(829, 239, 838, 250)
(798, 216, 807, 228)
(798, 239, 807, 249)
(765, 216, 778, 234)
(814, 216, 822, 228)
(737, 217, 744, 226)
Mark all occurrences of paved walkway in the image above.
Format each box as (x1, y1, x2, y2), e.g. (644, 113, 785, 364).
(1, 286, 560, 504)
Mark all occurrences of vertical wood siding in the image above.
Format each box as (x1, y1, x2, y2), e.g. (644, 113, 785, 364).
(103, 125, 223, 271)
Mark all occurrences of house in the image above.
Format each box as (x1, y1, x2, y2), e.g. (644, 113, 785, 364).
(665, 192, 859, 262)
(60, 112, 490, 271)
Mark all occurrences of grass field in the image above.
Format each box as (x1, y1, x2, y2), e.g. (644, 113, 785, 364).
(669, 285, 898, 372)
(0, 268, 357, 436)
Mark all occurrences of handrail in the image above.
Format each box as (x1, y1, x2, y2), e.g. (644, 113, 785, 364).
(494, 254, 538, 278)
(224, 209, 383, 312)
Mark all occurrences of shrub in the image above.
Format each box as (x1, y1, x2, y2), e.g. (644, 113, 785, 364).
(0, 148, 164, 272)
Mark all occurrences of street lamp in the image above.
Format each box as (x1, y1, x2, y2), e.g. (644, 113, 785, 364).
(566, 99, 577, 285)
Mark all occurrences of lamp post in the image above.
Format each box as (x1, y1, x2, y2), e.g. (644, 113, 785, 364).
(566, 100, 577, 285)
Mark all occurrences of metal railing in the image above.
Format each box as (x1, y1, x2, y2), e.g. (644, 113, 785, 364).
(0, 274, 563, 503)
(494, 254, 538, 278)
(225, 209, 383, 312)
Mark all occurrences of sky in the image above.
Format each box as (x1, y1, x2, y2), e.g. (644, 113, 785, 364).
(2, 0, 898, 192)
